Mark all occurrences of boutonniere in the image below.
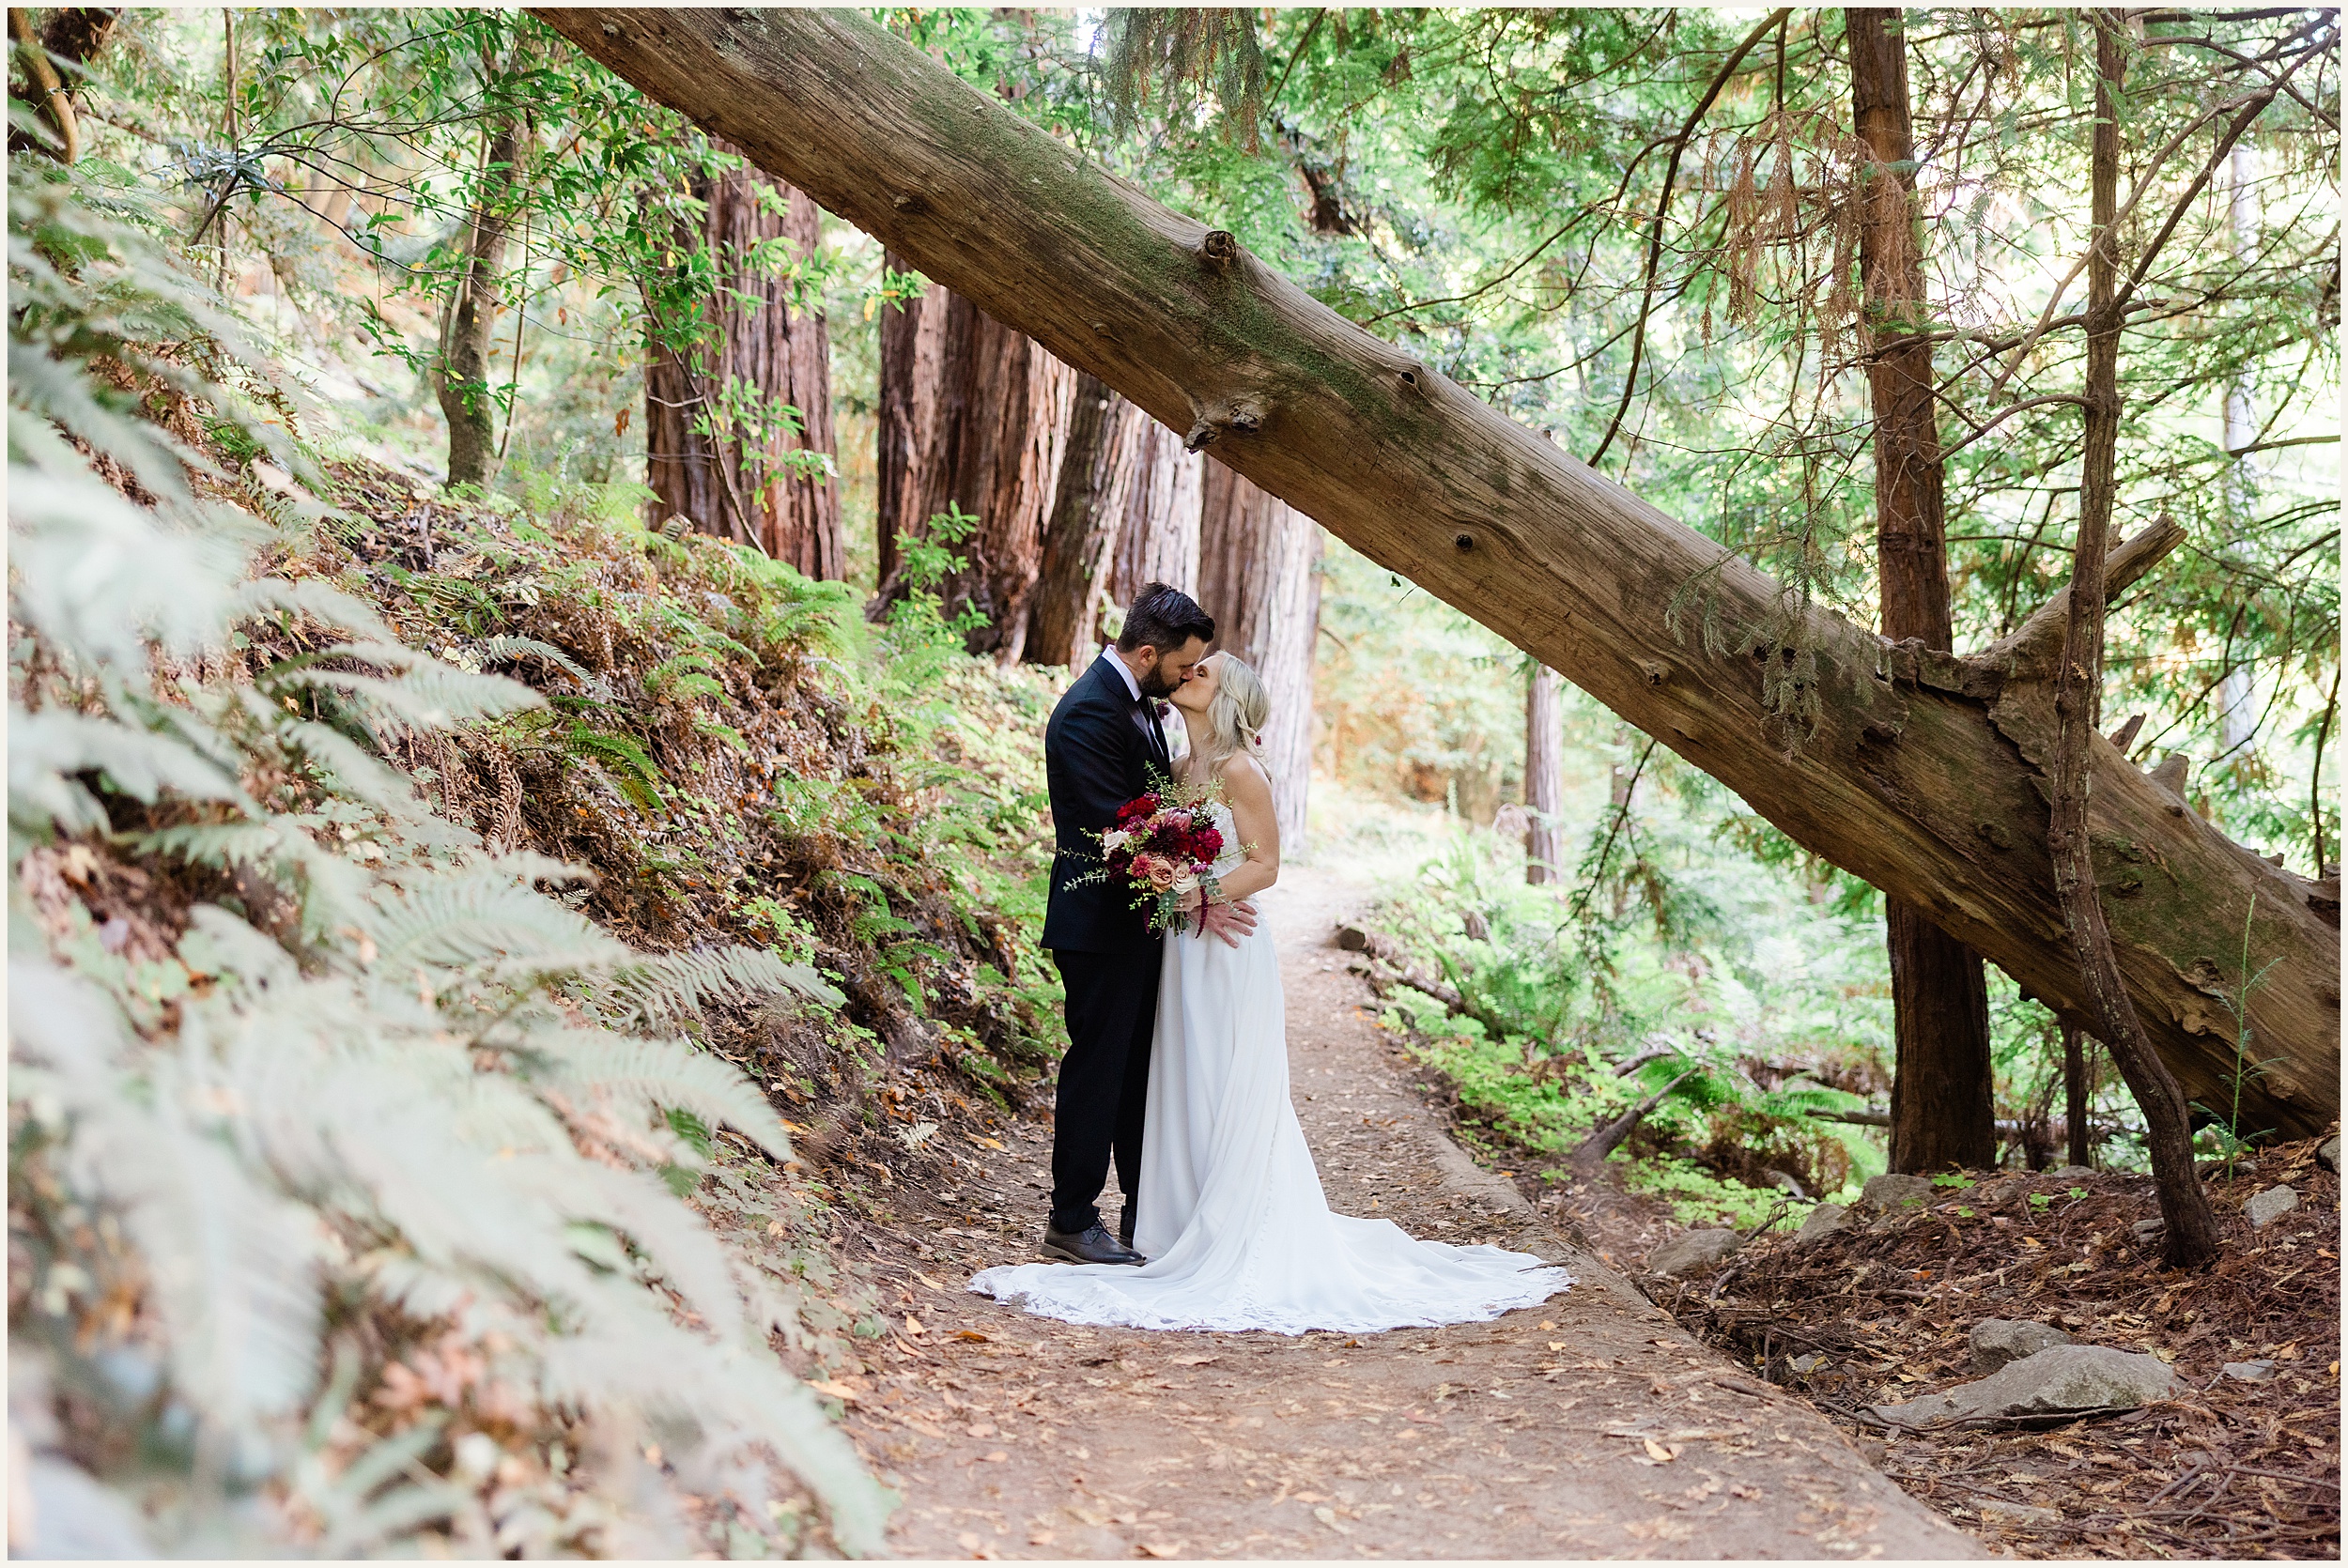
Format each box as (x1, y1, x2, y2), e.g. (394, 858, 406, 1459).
(1152, 700, 1172, 721)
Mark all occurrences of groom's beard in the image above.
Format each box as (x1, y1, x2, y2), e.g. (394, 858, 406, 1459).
(1138, 666, 1182, 699)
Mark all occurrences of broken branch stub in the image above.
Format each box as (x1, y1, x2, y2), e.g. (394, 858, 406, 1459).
(535, 7, 2338, 1138)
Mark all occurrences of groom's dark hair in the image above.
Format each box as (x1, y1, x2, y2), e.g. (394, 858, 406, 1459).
(1117, 582, 1215, 653)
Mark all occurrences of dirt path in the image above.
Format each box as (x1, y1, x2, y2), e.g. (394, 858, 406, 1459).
(832, 865, 1979, 1560)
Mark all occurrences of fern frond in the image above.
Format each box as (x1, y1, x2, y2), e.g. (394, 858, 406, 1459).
(367, 870, 629, 976)
(523, 1028, 794, 1166)
(603, 944, 843, 1030)
(470, 635, 591, 684)
(11, 962, 323, 1428)
(9, 705, 251, 840)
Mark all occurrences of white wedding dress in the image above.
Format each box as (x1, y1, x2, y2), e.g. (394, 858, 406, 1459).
(971, 805, 1570, 1334)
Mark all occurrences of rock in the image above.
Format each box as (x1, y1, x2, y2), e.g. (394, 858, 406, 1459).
(2197, 1157, 2258, 1180)
(2042, 1165, 2095, 1180)
(2318, 1134, 2340, 1173)
(1976, 1499, 2062, 1530)
(1860, 1173, 1936, 1210)
(2129, 1218, 2166, 1243)
(1793, 1203, 1849, 1249)
(2222, 1359, 2278, 1383)
(1785, 1352, 1830, 1375)
(1646, 1228, 1741, 1277)
(1869, 1345, 2177, 1429)
(1763, 1169, 1808, 1198)
(2245, 1185, 2299, 1228)
(1969, 1318, 2074, 1374)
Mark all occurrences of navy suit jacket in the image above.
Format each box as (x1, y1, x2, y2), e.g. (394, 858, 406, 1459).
(1043, 656, 1172, 955)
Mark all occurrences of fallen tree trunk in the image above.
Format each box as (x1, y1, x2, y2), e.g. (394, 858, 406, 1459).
(539, 8, 2340, 1139)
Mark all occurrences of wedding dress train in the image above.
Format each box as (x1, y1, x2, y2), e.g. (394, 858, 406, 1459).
(971, 807, 1570, 1334)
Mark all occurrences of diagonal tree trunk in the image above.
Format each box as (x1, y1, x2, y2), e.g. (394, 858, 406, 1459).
(645, 145, 842, 576)
(1848, 7, 1997, 1176)
(2054, 19, 2220, 1268)
(537, 7, 2340, 1141)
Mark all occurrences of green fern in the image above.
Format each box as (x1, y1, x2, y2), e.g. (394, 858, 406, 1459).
(8, 159, 890, 1560)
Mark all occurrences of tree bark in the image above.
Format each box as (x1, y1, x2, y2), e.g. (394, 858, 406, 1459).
(436, 117, 520, 490)
(1026, 374, 1151, 667)
(2052, 19, 2221, 1269)
(536, 7, 2340, 1142)
(1525, 665, 1567, 884)
(644, 146, 842, 576)
(1105, 409, 1204, 607)
(872, 266, 1074, 653)
(874, 248, 952, 594)
(1849, 8, 1998, 1176)
(1199, 460, 1321, 849)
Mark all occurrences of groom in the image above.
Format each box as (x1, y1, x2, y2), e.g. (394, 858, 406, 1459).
(1039, 582, 1256, 1265)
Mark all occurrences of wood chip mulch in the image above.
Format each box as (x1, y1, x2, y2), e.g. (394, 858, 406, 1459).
(1645, 1139, 2340, 1558)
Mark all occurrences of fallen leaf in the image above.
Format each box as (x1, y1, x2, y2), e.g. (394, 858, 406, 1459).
(904, 1313, 928, 1336)
(808, 1379, 859, 1405)
(1139, 1545, 1185, 1559)
(1169, 1355, 1217, 1366)
(981, 1450, 1008, 1463)
(953, 1330, 990, 1343)
(1642, 1438, 1680, 1463)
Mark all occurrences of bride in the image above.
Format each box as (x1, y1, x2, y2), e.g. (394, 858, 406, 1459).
(971, 653, 1570, 1334)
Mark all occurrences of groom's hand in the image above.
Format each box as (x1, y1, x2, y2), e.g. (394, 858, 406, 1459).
(1198, 898, 1258, 947)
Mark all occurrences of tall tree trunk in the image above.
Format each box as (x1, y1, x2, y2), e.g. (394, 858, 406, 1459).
(873, 265, 1074, 653)
(873, 248, 964, 595)
(1026, 373, 1142, 668)
(1105, 410, 1205, 607)
(644, 145, 842, 576)
(1525, 665, 1567, 884)
(2063, 1024, 2092, 1169)
(2053, 19, 2221, 1269)
(1849, 7, 1997, 1176)
(2216, 145, 2261, 757)
(437, 118, 520, 490)
(1199, 460, 1322, 849)
(542, 7, 2341, 1141)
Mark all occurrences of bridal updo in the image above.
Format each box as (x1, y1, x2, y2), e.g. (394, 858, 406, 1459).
(1197, 653, 1272, 782)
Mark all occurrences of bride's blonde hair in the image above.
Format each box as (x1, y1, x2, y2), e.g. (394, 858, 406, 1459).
(1196, 653, 1272, 783)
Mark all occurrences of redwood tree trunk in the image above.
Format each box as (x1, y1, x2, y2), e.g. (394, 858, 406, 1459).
(1525, 665, 1567, 884)
(1199, 460, 1322, 849)
(538, 7, 2340, 1141)
(873, 265, 1074, 654)
(1026, 373, 1139, 667)
(1850, 8, 1997, 1176)
(1105, 409, 1204, 608)
(437, 118, 519, 490)
(2051, 21, 2221, 1268)
(645, 145, 842, 576)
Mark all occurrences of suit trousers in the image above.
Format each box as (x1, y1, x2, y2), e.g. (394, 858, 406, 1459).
(1048, 947, 1161, 1235)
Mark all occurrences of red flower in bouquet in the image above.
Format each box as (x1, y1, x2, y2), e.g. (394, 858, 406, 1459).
(1075, 776, 1232, 935)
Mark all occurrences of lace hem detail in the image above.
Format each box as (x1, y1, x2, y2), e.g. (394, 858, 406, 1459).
(965, 1262, 1573, 1337)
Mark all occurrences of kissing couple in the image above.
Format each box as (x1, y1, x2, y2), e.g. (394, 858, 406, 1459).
(970, 583, 1570, 1334)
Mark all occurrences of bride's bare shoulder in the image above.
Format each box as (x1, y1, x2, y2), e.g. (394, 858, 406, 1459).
(1215, 751, 1274, 804)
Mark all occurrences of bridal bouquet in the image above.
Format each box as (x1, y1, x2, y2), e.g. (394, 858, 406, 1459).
(1081, 779, 1226, 935)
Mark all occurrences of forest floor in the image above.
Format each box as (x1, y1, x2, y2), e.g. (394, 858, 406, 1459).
(817, 864, 1977, 1560)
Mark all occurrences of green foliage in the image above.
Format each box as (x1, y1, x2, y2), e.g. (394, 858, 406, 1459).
(8, 156, 890, 1558)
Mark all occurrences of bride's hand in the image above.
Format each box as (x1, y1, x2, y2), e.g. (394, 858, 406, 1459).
(1174, 885, 1205, 915)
